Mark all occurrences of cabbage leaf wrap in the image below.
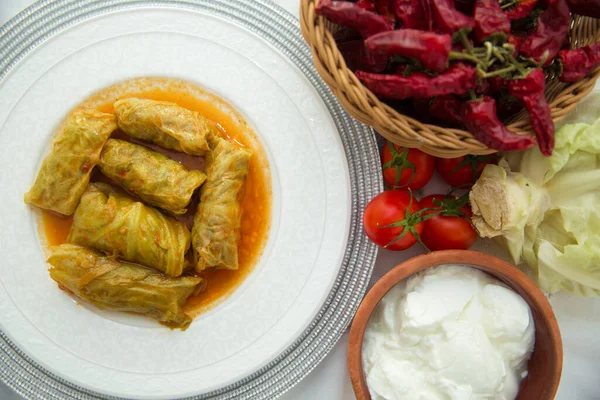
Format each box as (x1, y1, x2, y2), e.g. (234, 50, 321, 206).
(24, 109, 116, 215)
(114, 98, 217, 155)
(48, 244, 203, 330)
(98, 139, 206, 214)
(68, 183, 190, 277)
(192, 136, 251, 271)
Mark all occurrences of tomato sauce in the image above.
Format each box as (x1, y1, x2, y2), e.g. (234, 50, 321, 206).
(42, 78, 272, 316)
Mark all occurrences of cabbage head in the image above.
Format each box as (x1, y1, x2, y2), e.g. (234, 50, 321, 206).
(470, 119, 600, 296)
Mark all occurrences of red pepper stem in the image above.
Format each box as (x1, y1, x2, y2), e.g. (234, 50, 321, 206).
(484, 42, 494, 64)
(476, 67, 487, 78)
(522, 56, 543, 68)
(449, 51, 484, 66)
(492, 47, 506, 63)
(484, 65, 516, 77)
(453, 29, 474, 55)
(504, 52, 529, 75)
(487, 34, 507, 46)
(537, 51, 550, 68)
(460, 31, 473, 55)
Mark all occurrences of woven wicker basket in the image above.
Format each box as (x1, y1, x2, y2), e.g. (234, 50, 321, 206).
(300, 0, 600, 157)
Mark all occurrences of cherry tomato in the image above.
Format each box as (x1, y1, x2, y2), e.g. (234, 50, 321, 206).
(420, 194, 478, 251)
(435, 155, 497, 187)
(363, 190, 424, 251)
(381, 141, 435, 190)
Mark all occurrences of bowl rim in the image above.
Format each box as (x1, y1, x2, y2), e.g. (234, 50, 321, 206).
(347, 250, 563, 400)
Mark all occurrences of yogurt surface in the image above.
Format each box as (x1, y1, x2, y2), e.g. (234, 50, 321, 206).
(363, 265, 535, 400)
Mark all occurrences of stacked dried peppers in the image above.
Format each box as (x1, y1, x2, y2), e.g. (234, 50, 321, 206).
(316, 0, 600, 155)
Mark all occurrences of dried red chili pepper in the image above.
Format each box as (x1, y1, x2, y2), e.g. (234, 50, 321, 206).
(356, 63, 478, 99)
(507, 34, 522, 56)
(333, 27, 362, 43)
(429, 95, 463, 124)
(508, 8, 542, 36)
(507, 68, 554, 155)
(558, 43, 600, 82)
(429, 0, 475, 34)
(337, 40, 388, 72)
(452, 37, 474, 52)
(365, 30, 452, 72)
(388, 63, 409, 75)
(496, 95, 523, 119)
(315, 0, 394, 38)
(455, 0, 476, 14)
(411, 98, 433, 120)
(473, 0, 510, 42)
(332, 27, 387, 72)
(462, 96, 536, 151)
(421, 0, 435, 30)
(488, 75, 507, 93)
(393, 0, 429, 29)
(504, 0, 537, 20)
(475, 79, 490, 95)
(565, 0, 600, 17)
(356, 0, 378, 12)
(520, 0, 570, 66)
(373, 0, 396, 17)
(496, 94, 524, 118)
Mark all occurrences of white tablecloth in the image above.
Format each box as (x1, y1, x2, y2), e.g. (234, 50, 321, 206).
(1, 1, 599, 399)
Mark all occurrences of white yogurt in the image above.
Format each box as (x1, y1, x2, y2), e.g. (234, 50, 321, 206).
(363, 265, 535, 400)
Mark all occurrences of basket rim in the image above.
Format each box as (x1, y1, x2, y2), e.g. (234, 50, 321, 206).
(299, 0, 600, 157)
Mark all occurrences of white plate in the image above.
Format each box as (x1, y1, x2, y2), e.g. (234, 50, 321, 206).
(0, 1, 382, 399)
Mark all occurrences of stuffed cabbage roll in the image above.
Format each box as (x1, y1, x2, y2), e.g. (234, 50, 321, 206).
(68, 183, 190, 277)
(48, 244, 203, 330)
(192, 136, 252, 271)
(24, 109, 116, 215)
(114, 98, 217, 155)
(98, 139, 206, 215)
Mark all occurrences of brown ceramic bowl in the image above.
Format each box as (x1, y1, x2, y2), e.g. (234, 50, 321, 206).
(348, 250, 563, 400)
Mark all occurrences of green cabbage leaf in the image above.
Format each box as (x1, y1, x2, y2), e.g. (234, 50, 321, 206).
(470, 118, 600, 295)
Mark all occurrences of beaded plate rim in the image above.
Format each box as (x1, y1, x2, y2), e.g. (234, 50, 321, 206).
(0, 1, 382, 399)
